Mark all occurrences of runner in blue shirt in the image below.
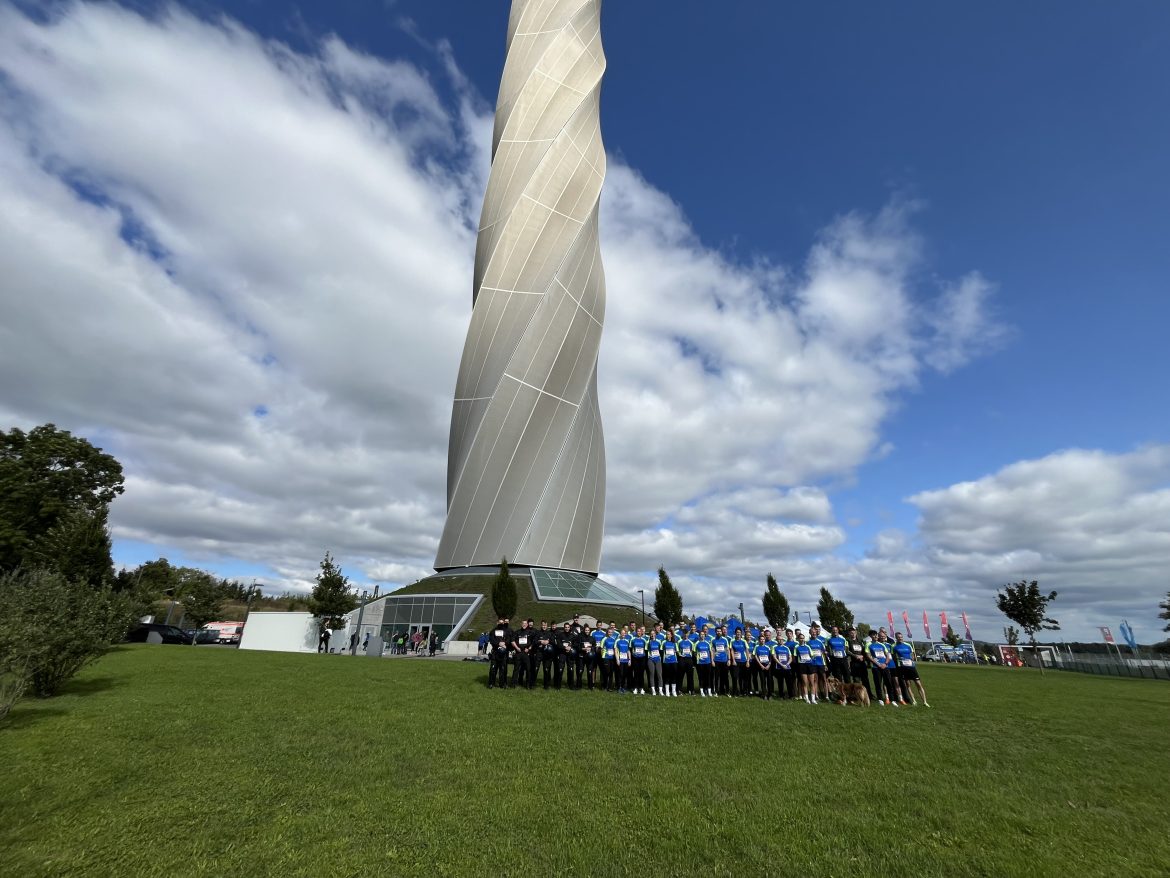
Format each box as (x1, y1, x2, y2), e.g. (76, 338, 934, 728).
(731, 630, 750, 697)
(753, 631, 774, 700)
(646, 630, 664, 695)
(601, 627, 619, 692)
(695, 634, 714, 697)
(827, 625, 851, 683)
(772, 637, 794, 699)
(892, 632, 929, 706)
(677, 630, 696, 695)
(662, 631, 679, 696)
(630, 628, 649, 695)
(794, 631, 816, 703)
(615, 628, 632, 694)
(807, 623, 829, 703)
(711, 627, 732, 697)
(866, 630, 897, 706)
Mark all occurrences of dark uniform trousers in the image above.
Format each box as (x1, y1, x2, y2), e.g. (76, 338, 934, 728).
(489, 647, 509, 689)
(850, 659, 872, 698)
(829, 657, 851, 682)
(631, 657, 647, 691)
(679, 658, 695, 694)
(540, 649, 556, 689)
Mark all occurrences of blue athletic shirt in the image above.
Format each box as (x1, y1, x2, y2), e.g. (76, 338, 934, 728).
(631, 636, 647, 659)
(795, 643, 813, 664)
(828, 635, 848, 660)
(808, 637, 826, 666)
(753, 642, 772, 666)
(648, 639, 662, 662)
(616, 637, 631, 664)
(773, 644, 792, 668)
(712, 636, 731, 664)
(731, 637, 749, 663)
(678, 638, 694, 658)
(601, 635, 617, 660)
(867, 641, 890, 668)
(695, 638, 713, 665)
(592, 629, 606, 648)
(662, 641, 678, 664)
(891, 641, 916, 668)
(784, 638, 798, 655)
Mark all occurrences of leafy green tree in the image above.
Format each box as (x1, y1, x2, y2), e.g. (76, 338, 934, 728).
(179, 571, 229, 639)
(0, 424, 124, 574)
(816, 586, 855, 631)
(0, 568, 136, 700)
(653, 567, 684, 628)
(1003, 625, 1020, 645)
(308, 552, 357, 633)
(28, 507, 114, 588)
(761, 574, 790, 630)
(996, 580, 1059, 668)
(490, 558, 517, 620)
(856, 622, 872, 640)
(1159, 592, 1170, 632)
(944, 625, 963, 647)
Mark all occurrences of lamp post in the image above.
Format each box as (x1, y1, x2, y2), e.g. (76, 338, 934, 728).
(350, 589, 369, 655)
(638, 589, 645, 627)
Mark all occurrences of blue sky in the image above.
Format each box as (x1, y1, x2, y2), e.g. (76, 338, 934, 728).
(1, 0, 1168, 640)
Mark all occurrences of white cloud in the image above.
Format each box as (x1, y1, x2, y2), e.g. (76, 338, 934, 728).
(11, 4, 1163, 643)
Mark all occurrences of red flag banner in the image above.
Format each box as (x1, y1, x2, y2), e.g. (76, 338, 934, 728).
(1100, 626, 1114, 645)
(886, 610, 896, 633)
(940, 611, 950, 638)
(923, 610, 931, 640)
(961, 611, 973, 641)
(901, 611, 913, 639)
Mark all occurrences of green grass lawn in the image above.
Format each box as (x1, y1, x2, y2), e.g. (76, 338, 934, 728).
(2, 648, 1168, 877)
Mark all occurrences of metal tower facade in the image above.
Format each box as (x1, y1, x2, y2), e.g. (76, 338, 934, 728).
(435, 0, 607, 574)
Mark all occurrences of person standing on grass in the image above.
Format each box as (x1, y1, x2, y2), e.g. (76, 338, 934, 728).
(616, 626, 633, 693)
(712, 626, 731, 697)
(867, 629, 897, 706)
(695, 629, 715, 696)
(511, 619, 534, 690)
(537, 621, 556, 690)
(556, 621, 575, 690)
(599, 625, 617, 691)
(647, 629, 664, 695)
(630, 627, 649, 694)
(677, 627, 696, 695)
(793, 631, 814, 702)
(754, 630, 774, 700)
(847, 626, 872, 700)
(807, 623, 829, 702)
(886, 630, 912, 704)
(827, 625, 850, 683)
(731, 628, 750, 697)
(773, 633, 794, 699)
(892, 632, 930, 707)
(487, 616, 511, 690)
(662, 630, 679, 696)
(578, 625, 595, 690)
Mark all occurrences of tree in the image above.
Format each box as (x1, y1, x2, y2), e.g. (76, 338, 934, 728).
(856, 622, 872, 640)
(944, 625, 963, 647)
(1160, 592, 1170, 632)
(1003, 625, 1020, 645)
(653, 567, 684, 628)
(761, 574, 790, 630)
(0, 424, 124, 574)
(996, 580, 1059, 668)
(816, 586, 854, 631)
(308, 552, 357, 633)
(28, 507, 114, 588)
(179, 571, 229, 639)
(490, 557, 517, 620)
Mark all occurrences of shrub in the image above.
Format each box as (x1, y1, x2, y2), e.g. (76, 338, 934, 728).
(0, 568, 136, 703)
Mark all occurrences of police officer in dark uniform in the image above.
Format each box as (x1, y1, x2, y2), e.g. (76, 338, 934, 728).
(487, 616, 510, 690)
(511, 619, 535, 689)
(536, 620, 556, 690)
(577, 624, 593, 690)
(555, 621, 576, 690)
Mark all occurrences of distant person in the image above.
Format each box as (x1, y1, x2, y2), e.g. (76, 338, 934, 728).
(429, 631, 439, 656)
(537, 621, 556, 689)
(892, 632, 930, 707)
(487, 616, 510, 690)
(349, 631, 359, 653)
(362, 632, 370, 652)
(318, 627, 329, 654)
(827, 625, 850, 683)
(847, 627, 873, 701)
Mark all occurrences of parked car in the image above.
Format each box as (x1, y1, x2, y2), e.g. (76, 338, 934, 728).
(183, 628, 221, 644)
(125, 623, 190, 644)
(203, 621, 245, 645)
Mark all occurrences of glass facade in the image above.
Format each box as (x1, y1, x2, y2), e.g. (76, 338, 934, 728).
(530, 568, 641, 609)
(349, 594, 482, 646)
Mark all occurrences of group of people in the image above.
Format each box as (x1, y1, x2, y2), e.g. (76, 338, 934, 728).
(484, 615, 930, 707)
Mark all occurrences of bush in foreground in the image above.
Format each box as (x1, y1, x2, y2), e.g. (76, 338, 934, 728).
(0, 568, 136, 702)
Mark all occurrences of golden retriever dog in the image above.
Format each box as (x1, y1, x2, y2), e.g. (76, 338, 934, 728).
(827, 676, 871, 706)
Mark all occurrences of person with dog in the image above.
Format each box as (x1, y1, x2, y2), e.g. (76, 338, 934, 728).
(846, 626, 873, 700)
(827, 625, 851, 683)
(892, 632, 930, 706)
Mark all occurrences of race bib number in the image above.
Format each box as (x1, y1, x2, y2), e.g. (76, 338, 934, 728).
(604, 648, 613, 658)
(900, 658, 913, 667)
(832, 649, 845, 658)
(665, 645, 676, 657)
(494, 630, 504, 638)
(518, 636, 528, 646)
(810, 647, 822, 659)
(680, 644, 692, 656)
(634, 647, 645, 657)
(758, 656, 770, 666)
(715, 644, 727, 655)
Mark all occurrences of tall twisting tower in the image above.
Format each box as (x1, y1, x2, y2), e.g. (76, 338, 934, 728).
(435, 0, 607, 574)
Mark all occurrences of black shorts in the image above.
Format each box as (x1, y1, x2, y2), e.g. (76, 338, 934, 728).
(815, 665, 828, 678)
(798, 665, 816, 676)
(898, 665, 920, 681)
